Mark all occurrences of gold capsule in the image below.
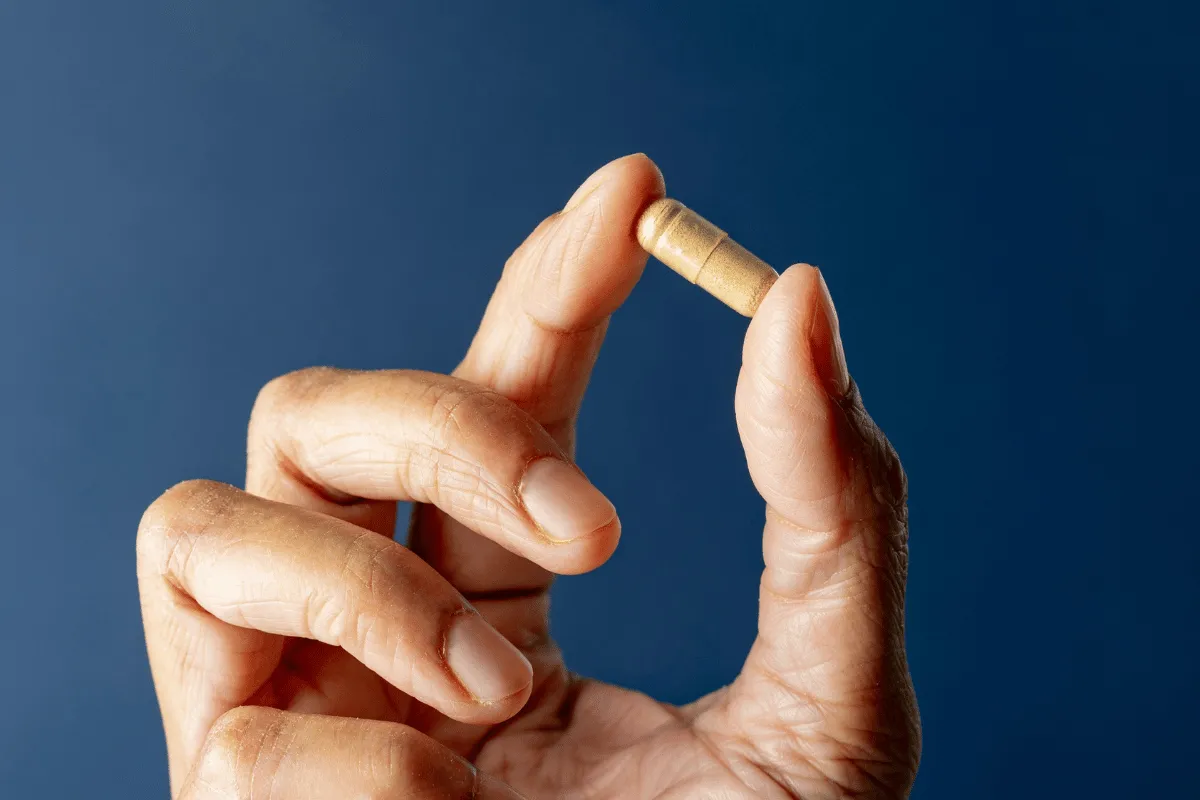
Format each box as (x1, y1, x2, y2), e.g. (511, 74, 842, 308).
(636, 198, 779, 317)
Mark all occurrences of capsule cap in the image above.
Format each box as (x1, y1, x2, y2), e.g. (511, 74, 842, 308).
(635, 197, 779, 317)
(636, 198, 686, 253)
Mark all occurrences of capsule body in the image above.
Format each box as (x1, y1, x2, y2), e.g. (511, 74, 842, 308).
(636, 198, 779, 317)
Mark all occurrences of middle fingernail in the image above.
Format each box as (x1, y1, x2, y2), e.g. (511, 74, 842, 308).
(446, 613, 532, 704)
(520, 457, 617, 542)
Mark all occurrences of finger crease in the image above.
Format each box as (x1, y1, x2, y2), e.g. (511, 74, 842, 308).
(278, 451, 364, 507)
(520, 306, 609, 338)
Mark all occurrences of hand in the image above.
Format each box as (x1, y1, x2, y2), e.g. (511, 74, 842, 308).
(137, 154, 919, 799)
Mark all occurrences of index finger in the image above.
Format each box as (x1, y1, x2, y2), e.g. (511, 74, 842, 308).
(411, 154, 665, 594)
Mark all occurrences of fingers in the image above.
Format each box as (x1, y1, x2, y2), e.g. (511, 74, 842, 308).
(245, 367, 621, 575)
(721, 265, 919, 789)
(413, 153, 664, 594)
(177, 707, 523, 799)
(137, 480, 533, 727)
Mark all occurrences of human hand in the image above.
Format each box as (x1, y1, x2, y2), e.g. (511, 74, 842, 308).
(137, 154, 919, 799)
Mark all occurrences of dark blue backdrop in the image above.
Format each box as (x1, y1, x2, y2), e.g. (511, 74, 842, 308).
(2, 2, 1196, 797)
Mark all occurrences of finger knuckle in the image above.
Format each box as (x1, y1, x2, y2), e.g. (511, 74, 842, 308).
(196, 706, 283, 794)
(206, 705, 267, 753)
(342, 531, 398, 603)
(408, 383, 529, 520)
(249, 366, 342, 435)
(368, 728, 424, 789)
(368, 728, 477, 798)
(136, 479, 235, 578)
(427, 382, 513, 445)
(318, 532, 392, 646)
(320, 532, 449, 661)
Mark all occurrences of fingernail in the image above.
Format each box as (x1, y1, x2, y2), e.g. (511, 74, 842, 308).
(813, 268, 850, 398)
(446, 613, 532, 704)
(520, 457, 617, 542)
(478, 774, 528, 799)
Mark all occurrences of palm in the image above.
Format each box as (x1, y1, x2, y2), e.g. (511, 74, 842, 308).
(243, 642, 792, 799)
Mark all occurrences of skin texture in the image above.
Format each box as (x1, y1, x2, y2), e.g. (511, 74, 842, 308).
(137, 154, 920, 799)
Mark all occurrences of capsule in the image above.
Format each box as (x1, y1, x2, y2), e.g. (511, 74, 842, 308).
(636, 198, 779, 317)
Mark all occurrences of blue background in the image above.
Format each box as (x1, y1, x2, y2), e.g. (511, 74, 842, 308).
(1, 1, 1197, 797)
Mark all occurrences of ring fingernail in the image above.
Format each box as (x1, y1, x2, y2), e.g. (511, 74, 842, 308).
(520, 457, 617, 542)
(446, 614, 532, 703)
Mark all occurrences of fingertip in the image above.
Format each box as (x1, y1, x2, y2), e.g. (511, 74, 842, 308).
(445, 680, 536, 727)
(524, 155, 664, 330)
(741, 263, 849, 398)
(621, 152, 668, 207)
(742, 264, 823, 389)
(544, 514, 622, 576)
(515, 508, 621, 577)
(563, 153, 665, 214)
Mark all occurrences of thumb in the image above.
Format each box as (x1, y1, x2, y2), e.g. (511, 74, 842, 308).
(721, 264, 919, 796)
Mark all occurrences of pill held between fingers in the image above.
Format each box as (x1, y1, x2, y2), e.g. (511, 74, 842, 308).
(636, 198, 780, 317)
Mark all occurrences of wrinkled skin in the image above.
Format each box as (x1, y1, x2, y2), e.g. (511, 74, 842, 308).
(138, 155, 919, 799)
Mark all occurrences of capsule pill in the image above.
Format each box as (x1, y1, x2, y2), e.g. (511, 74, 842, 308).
(636, 198, 779, 317)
